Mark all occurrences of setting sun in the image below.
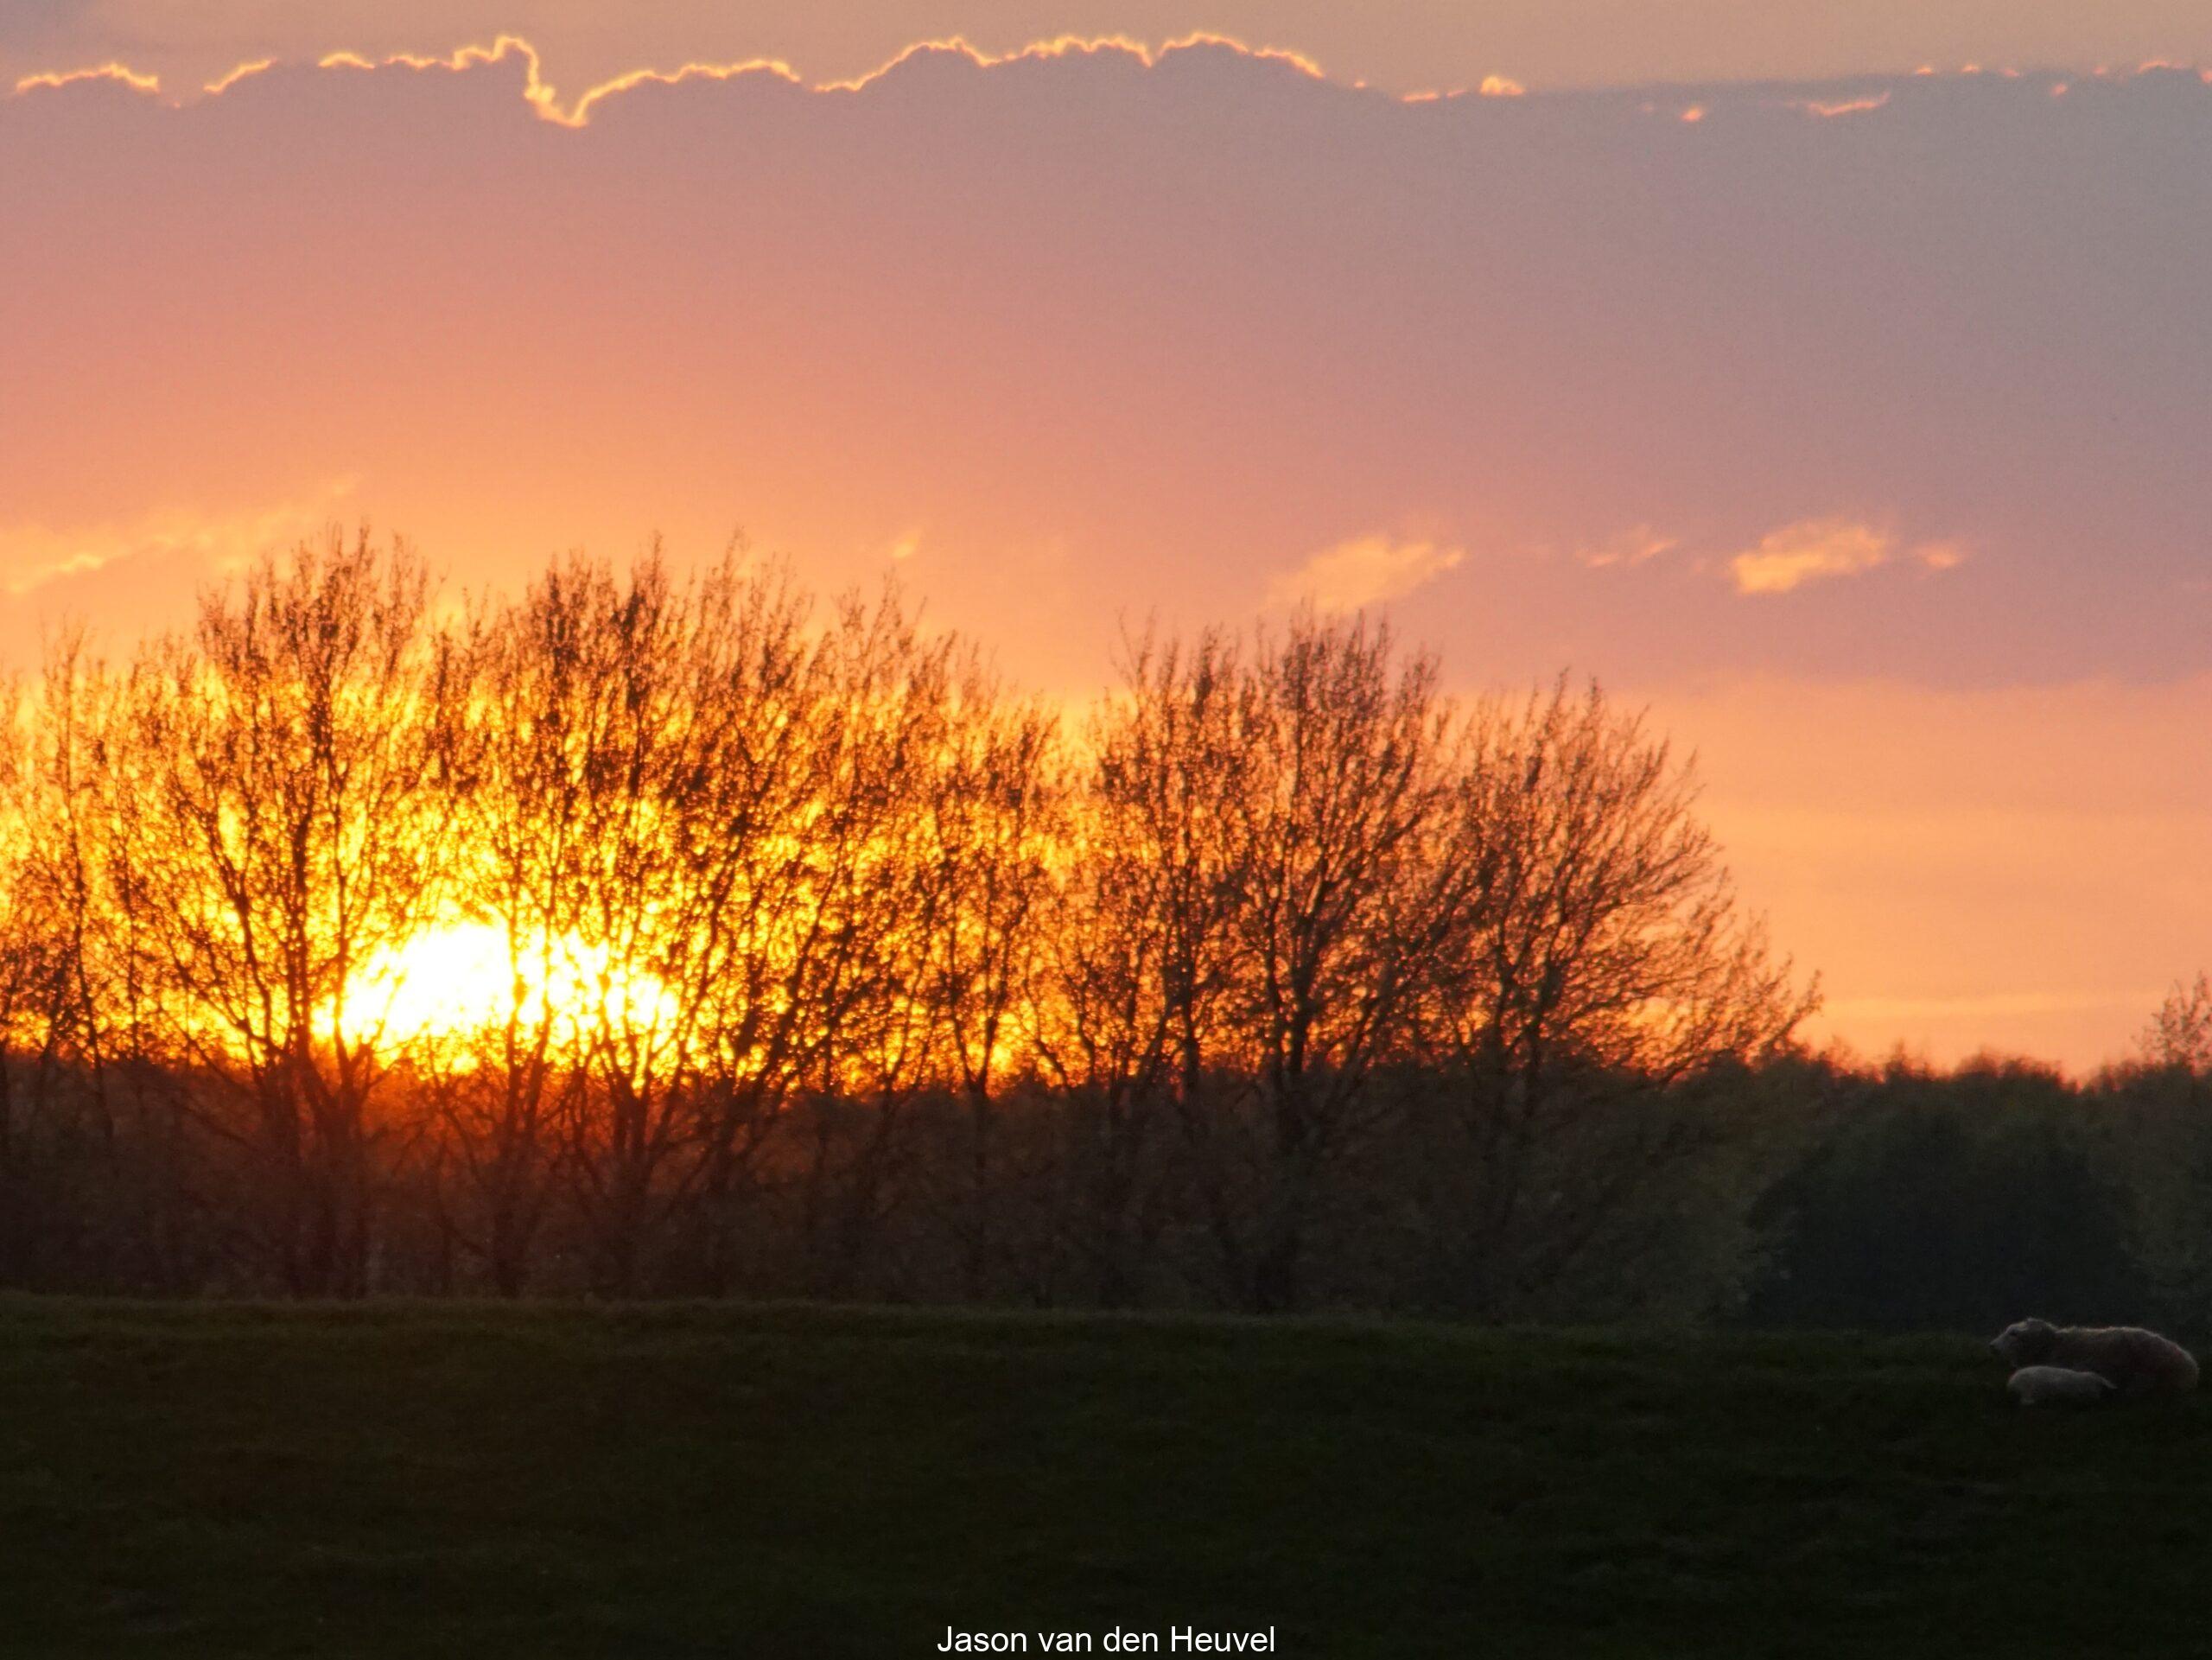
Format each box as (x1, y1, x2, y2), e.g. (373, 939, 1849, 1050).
(331, 921, 677, 1059)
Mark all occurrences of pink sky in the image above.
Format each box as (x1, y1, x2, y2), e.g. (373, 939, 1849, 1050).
(4, 17, 2210, 1069)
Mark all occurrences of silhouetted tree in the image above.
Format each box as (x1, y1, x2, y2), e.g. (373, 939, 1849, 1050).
(1413, 680, 1816, 1316)
(82, 531, 461, 1293)
(2139, 973, 2212, 1073)
(1749, 1056, 2145, 1331)
(14, 531, 2113, 1328)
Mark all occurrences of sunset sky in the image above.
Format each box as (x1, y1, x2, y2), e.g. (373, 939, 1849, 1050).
(5, 3, 2210, 1069)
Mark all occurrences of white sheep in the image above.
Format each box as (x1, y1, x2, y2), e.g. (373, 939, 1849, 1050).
(1991, 1319, 2199, 1397)
(2006, 1364, 2117, 1407)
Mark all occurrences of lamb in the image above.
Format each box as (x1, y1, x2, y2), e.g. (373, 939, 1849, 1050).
(1990, 1319, 2199, 1398)
(2006, 1364, 2117, 1407)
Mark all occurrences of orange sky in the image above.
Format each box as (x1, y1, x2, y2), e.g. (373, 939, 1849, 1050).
(4, 19, 2210, 1071)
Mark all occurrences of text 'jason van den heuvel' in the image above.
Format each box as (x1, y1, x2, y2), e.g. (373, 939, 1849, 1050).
(939, 1627, 1277, 1652)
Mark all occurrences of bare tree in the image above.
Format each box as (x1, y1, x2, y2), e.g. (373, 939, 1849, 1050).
(2139, 973, 2212, 1074)
(20, 636, 196, 1288)
(512, 552, 820, 1293)
(90, 531, 461, 1293)
(1070, 627, 1253, 1303)
(1076, 614, 1472, 1309)
(0, 676, 64, 1237)
(0, 672, 103, 1284)
(764, 590, 971, 1299)
(499, 555, 958, 1294)
(422, 556, 614, 1294)
(1419, 679, 1816, 1315)
(0, 535, 1839, 1314)
(921, 669, 1061, 1298)
(1214, 613, 1473, 1310)
(1027, 744, 1185, 1307)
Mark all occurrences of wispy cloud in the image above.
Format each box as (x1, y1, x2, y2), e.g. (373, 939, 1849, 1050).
(1729, 518, 1892, 595)
(1576, 525, 1679, 569)
(1791, 91, 1892, 118)
(1271, 533, 1464, 613)
(0, 480, 358, 598)
(1727, 519, 1967, 596)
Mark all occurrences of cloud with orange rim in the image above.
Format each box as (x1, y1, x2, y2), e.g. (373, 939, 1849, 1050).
(5, 0, 2210, 99)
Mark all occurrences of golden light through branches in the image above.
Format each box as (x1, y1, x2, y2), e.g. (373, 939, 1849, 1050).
(320, 922, 680, 1065)
(0, 531, 1811, 1304)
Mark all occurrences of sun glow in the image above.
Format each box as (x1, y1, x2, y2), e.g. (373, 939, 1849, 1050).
(329, 921, 678, 1059)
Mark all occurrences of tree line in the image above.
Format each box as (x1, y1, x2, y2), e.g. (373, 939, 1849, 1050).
(0, 531, 2202, 1326)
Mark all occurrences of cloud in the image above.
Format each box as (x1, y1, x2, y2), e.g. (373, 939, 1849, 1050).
(7, 29, 1325, 125)
(1576, 525, 1679, 569)
(13, 60, 157, 94)
(310, 35, 807, 128)
(1728, 521, 1973, 595)
(1270, 534, 1465, 613)
(8, 3, 2210, 106)
(1791, 90, 1891, 117)
(0, 47, 2202, 693)
(0, 480, 358, 599)
(1728, 518, 1893, 595)
(202, 58, 273, 95)
(822, 32, 1324, 99)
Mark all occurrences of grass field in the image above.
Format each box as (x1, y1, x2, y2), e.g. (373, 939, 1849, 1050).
(0, 1301, 2203, 1657)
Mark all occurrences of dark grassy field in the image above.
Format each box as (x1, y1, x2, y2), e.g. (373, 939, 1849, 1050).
(0, 1301, 2202, 1657)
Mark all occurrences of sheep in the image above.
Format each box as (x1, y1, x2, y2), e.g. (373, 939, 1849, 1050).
(2006, 1364, 2117, 1408)
(1990, 1319, 2199, 1398)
